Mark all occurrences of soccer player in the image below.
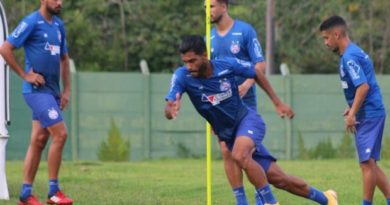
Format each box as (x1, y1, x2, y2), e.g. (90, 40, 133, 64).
(208, 0, 338, 205)
(0, 0, 72, 205)
(320, 15, 390, 205)
(165, 35, 282, 205)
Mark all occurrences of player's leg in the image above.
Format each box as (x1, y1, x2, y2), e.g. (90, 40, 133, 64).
(19, 120, 49, 205)
(360, 159, 376, 204)
(367, 116, 390, 203)
(265, 160, 337, 205)
(355, 116, 386, 205)
(23, 93, 72, 205)
(232, 136, 278, 204)
(219, 141, 248, 205)
(232, 112, 278, 204)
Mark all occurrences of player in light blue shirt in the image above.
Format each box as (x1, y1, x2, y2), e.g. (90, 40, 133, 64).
(0, 0, 73, 204)
(165, 35, 280, 205)
(208, 1, 338, 205)
(320, 15, 390, 205)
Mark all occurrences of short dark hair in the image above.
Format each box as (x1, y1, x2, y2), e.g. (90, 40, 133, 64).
(179, 35, 206, 55)
(319, 15, 347, 31)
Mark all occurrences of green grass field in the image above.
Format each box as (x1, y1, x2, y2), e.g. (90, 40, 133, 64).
(2, 159, 390, 205)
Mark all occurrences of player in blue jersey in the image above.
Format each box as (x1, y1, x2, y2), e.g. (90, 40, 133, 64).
(0, 1, 72, 205)
(320, 16, 390, 205)
(165, 35, 282, 205)
(208, 1, 338, 205)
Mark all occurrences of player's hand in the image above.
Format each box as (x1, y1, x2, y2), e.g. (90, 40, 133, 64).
(164, 93, 181, 120)
(275, 103, 294, 119)
(345, 114, 358, 134)
(238, 83, 251, 98)
(343, 107, 350, 116)
(23, 69, 45, 87)
(60, 89, 70, 110)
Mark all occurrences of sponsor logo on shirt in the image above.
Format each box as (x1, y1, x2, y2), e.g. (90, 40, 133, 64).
(346, 60, 361, 80)
(44, 42, 60, 55)
(201, 89, 232, 106)
(12, 21, 28, 38)
(201, 79, 232, 106)
(230, 41, 240, 54)
(232, 32, 242, 36)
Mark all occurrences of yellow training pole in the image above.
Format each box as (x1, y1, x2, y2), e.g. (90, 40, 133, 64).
(205, 0, 212, 204)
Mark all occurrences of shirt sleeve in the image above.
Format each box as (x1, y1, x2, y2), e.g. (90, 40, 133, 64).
(165, 69, 185, 101)
(245, 26, 264, 64)
(7, 19, 34, 49)
(59, 22, 68, 56)
(344, 57, 367, 87)
(229, 58, 256, 78)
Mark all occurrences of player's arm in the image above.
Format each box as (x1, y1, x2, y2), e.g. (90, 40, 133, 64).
(345, 83, 368, 133)
(343, 58, 369, 133)
(60, 54, 71, 110)
(165, 93, 181, 120)
(0, 41, 44, 86)
(164, 71, 185, 120)
(253, 61, 294, 119)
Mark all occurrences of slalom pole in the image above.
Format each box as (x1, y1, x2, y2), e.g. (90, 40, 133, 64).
(205, 0, 212, 204)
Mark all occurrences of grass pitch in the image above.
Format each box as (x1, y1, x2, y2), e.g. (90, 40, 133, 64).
(2, 159, 390, 204)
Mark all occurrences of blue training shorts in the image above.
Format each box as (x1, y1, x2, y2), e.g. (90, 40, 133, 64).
(226, 110, 277, 172)
(23, 93, 63, 128)
(355, 116, 386, 163)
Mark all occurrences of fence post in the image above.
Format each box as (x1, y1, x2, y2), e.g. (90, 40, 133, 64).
(281, 63, 293, 160)
(141, 60, 151, 159)
(70, 59, 79, 161)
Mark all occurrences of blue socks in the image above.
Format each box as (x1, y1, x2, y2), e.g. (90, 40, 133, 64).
(19, 184, 32, 201)
(256, 184, 277, 204)
(308, 186, 328, 205)
(233, 186, 248, 205)
(48, 179, 60, 197)
(362, 200, 372, 205)
(387, 198, 390, 205)
(255, 190, 265, 205)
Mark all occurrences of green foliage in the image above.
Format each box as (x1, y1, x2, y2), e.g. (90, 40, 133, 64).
(297, 130, 310, 160)
(382, 137, 390, 160)
(337, 132, 355, 159)
(310, 138, 337, 159)
(98, 119, 130, 161)
(4, 0, 390, 73)
(297, 133, 355, 160)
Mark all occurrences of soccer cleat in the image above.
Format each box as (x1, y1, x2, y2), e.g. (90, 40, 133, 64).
(47, 191, 73, 205)
(18, 195, 44, 205)
(324, 189, 338, 205)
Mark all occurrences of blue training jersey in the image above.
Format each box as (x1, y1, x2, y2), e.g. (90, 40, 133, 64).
(211, 20, 264, 109)
(339, 42, 385, 119)
(7, 10, 68, 98)
(166, 58, 256, 141)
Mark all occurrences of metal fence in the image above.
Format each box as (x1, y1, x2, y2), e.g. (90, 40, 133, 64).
(6, 72, 390, 161)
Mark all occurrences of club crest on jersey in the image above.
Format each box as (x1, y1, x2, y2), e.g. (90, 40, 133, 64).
(230, 41, 240, 54)
(219, 79, 231, 91)
(48, 108, 59, 120)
